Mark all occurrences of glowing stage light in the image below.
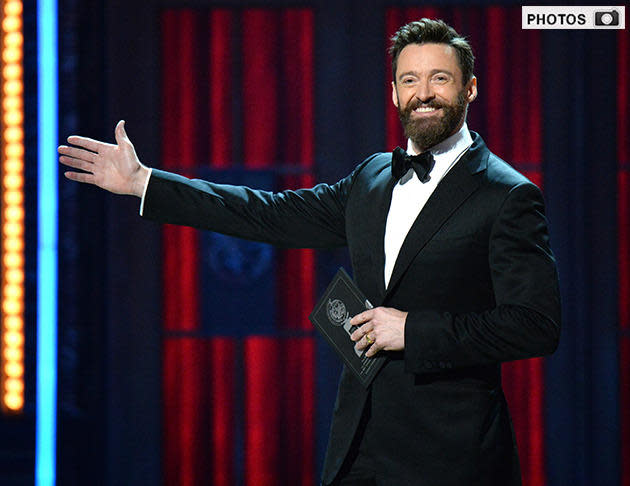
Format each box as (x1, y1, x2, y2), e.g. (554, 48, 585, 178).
(1, 0, 25, 418)
(36, 0, 58, 482)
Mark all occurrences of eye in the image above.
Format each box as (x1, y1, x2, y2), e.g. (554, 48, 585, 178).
(432, 74, 448, 83)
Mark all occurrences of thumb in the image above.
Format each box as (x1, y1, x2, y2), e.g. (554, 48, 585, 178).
(114, 120, 129, 146)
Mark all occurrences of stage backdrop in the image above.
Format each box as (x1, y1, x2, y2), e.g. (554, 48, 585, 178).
(161, 8, 317, 486)
(618, 27, 629, 486)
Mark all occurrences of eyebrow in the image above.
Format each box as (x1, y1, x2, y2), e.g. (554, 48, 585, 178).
(397, 69, 455, 80)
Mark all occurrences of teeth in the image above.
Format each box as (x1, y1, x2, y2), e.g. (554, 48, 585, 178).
(415, 106, 437, 112)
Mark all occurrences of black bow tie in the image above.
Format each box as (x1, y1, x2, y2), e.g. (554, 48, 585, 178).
(391, 146, 435, 183)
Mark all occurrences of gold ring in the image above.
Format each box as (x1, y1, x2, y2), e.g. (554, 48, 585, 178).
(366, 333, 374, 344)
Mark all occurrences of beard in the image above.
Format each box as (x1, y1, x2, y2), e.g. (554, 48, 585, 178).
(397, 90, 468, 151)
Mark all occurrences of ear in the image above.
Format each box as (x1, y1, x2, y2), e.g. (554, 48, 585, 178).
(466, 76, 478, 103)
(391, 81, 399, 108)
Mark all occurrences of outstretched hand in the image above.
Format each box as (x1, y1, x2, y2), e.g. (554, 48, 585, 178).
(58, 120, 149, 197)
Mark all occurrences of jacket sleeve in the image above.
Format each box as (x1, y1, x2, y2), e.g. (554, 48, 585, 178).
(403, 182, 561, 373)
(141, 168, 354, 249)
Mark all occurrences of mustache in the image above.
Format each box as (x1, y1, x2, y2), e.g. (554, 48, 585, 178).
(405, 99, 444, 112)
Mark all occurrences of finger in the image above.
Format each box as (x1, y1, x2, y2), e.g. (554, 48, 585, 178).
(59, 155, 96, 172)
(115, 120, 129, 145)
(363, 332, 380, 357)
(365, 342, 379, 358)
(350, 309, 373, 327)
(354, 336, 369, 352)
(355, 332, 376, 353)
(66, 135, 107, 153)
(350, 324, 372, 341)
(58, 145, 97, 163)
(64, 171, 96, 184)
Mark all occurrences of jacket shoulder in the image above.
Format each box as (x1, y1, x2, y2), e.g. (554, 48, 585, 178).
(355, 152, 392, 176)
(485, 153, 536, 190)
(467, 131, 537, 192)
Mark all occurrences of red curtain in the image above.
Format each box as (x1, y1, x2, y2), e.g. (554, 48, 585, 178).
(618, 27, 630, 486)
(385, 8, 546, 486)
(161, 12, 208, 486)
(241, 9, 316, 486)
(161, 8, 315, 486)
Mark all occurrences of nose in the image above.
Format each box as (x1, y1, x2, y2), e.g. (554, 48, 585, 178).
(414, 80, 435, 103)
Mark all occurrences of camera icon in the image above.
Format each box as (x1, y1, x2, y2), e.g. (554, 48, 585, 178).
(594, 10, 620, 26)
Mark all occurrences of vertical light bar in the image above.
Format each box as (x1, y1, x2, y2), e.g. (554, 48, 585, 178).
(36, 0, 57, 483)
(1, 0, 25, 414)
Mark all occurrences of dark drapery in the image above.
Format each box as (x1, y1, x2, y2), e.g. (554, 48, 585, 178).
(618, 28, 629, 486)
(542, 22, 622, 486)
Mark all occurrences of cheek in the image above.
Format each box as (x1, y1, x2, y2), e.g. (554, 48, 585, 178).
(395, 86, 413, 100)
(436, 86, 463, 104)
(434, 89, 454, 101)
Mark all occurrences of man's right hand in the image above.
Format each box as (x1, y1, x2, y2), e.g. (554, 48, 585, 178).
(58, 120, 150, 197)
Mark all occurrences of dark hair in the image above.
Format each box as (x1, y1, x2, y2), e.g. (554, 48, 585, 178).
(389, 18, 475, 84)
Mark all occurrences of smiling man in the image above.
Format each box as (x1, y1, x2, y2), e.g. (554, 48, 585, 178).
(59, 18, 560, 486)
(392, 41, 476, 153)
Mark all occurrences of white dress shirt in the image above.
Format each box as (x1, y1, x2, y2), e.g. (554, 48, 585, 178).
(139, 168, 153, 216)
(383, 123, 473, 289)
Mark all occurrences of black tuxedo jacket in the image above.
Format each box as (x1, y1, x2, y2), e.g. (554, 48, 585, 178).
(142, 133, 561, 486)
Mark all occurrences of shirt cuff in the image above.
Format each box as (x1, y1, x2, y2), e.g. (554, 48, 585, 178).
(139, 167, 153, 216)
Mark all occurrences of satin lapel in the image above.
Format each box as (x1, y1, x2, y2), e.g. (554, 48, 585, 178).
(371, 169, 397, 301)
(384, 148, 487, 299)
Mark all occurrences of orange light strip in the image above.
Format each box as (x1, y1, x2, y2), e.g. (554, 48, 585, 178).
(1, 0, 24, 414)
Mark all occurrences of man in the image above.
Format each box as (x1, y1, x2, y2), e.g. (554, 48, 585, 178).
(59, 19, 560, 486)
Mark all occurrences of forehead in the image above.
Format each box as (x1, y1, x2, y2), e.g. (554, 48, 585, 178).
(395, 43, 461, 78)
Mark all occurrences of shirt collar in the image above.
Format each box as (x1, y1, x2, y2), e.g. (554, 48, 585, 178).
(401, 123, 473, 185)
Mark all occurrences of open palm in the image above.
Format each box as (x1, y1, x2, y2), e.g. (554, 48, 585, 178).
(58, 120, 149, 196)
